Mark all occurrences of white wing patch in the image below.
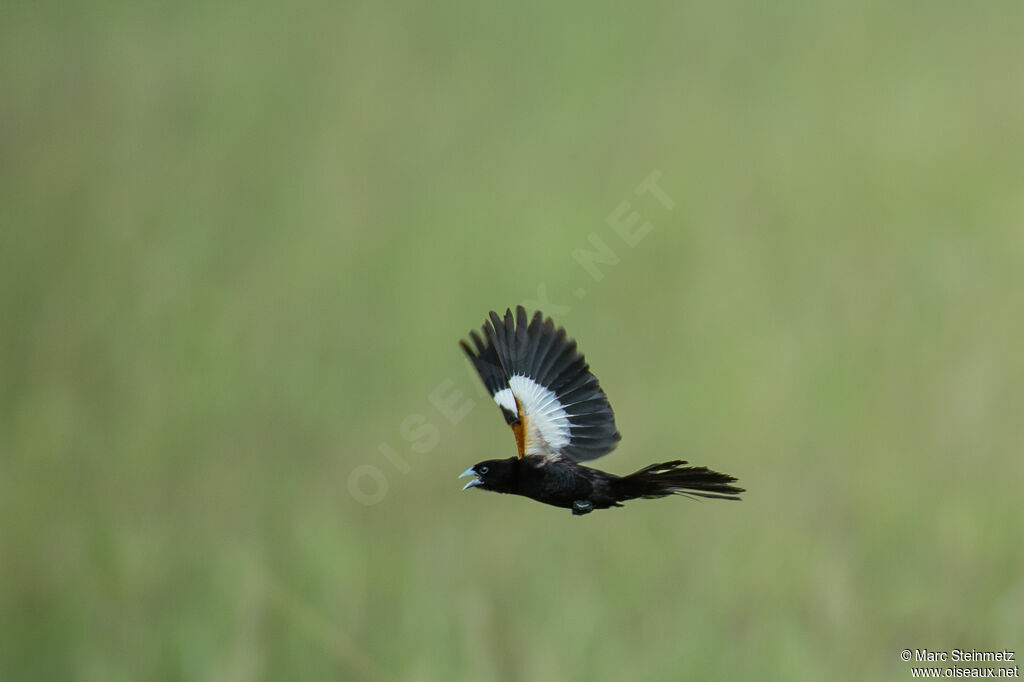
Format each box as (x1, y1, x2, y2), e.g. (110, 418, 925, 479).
(508, 374, 571, 454)
(492, 388, 517, 414)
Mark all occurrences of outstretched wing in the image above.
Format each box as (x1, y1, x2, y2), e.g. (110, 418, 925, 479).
(459, 306, 621, 462)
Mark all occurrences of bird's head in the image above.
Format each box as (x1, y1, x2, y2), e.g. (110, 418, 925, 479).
(458, 458, 518, 493)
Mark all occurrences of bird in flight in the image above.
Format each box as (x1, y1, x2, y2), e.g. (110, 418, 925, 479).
(459, 306, 744, 515)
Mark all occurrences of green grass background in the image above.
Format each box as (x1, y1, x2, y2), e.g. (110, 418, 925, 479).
(3, 1, 1023, 680)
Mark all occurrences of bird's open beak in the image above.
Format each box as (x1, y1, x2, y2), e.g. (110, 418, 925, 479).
(459, 467, 482, 490)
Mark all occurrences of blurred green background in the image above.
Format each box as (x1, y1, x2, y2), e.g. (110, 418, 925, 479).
(3, 1, 1023, 680)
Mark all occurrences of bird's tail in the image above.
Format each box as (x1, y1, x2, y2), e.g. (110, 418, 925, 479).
(615, 460, 744, 502)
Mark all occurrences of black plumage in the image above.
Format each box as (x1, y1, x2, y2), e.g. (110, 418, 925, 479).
(459, 306, 744, 515)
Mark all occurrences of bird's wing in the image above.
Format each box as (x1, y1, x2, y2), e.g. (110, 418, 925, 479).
(459, 306, 621, 462)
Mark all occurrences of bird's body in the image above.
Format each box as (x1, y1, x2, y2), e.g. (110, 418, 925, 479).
(459, 306, 744, 515)
(467, 456, 619, 512)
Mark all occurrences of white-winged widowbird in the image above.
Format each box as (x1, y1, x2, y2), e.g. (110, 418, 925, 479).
(459, 306, 744, 515)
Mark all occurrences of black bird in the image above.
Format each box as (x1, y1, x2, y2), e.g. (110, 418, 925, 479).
(459, 306, 744, 515)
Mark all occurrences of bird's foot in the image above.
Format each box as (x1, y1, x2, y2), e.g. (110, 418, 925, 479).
(572, 500, 594, 516)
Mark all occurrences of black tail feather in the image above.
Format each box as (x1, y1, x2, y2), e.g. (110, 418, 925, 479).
(617, 460, 744, 502)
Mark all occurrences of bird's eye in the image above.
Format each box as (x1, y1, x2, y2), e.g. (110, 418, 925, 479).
(479, 466, 489, 475)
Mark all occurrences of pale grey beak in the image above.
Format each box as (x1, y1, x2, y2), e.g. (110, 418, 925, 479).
(459, 467, 482, 490)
